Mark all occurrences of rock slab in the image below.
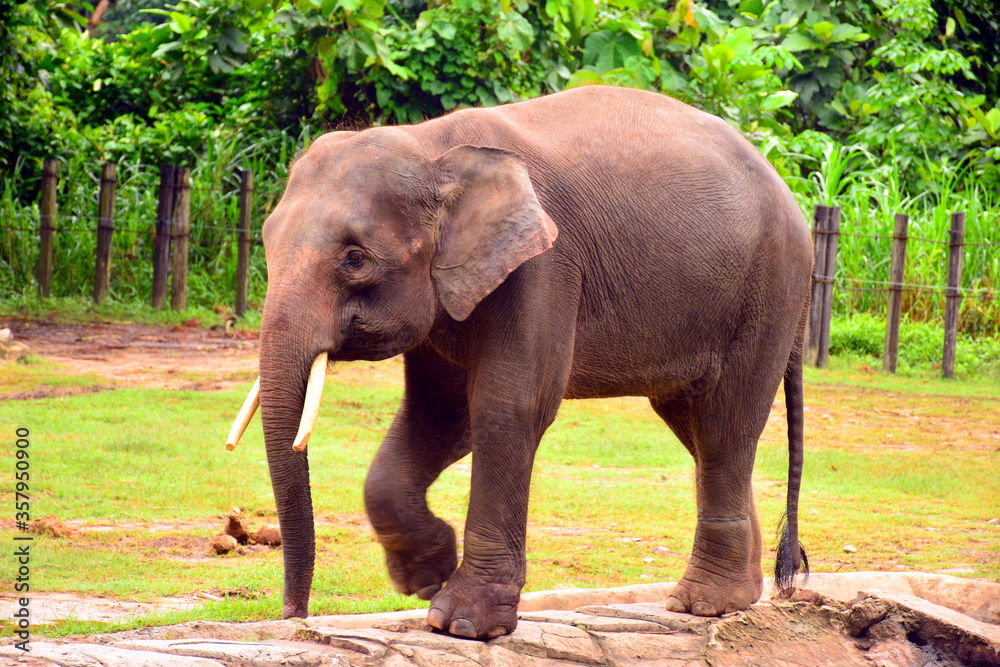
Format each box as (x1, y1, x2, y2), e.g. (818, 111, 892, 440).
(3, 575, 998, 666)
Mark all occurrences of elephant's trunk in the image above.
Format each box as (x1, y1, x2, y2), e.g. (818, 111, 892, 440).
(257, 301, 337, 619)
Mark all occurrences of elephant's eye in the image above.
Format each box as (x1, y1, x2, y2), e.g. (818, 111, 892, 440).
(345, 249, 365, 268)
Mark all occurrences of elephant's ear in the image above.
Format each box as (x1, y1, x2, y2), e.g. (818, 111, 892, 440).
(432, 145, 558, 322)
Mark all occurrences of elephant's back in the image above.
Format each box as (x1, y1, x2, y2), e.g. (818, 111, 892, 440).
(417, 87, 812, 398)
(430, 86, 802, 244)
(437, 87, 812, 399)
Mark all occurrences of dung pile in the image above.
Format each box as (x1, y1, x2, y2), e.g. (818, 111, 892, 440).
(30, 514, 79, 538)
(210, 509, 281, 555)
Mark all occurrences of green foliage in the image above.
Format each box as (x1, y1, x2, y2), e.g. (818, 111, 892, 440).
(324, 0, 573, 123)
(96, 0, 171, 41)
(829, 313, 1000, 377)
(6, 0, 998, 175)
(852, 0, 975, 173)
(2, 0, 998, 339)
(0, 130, 301, 311)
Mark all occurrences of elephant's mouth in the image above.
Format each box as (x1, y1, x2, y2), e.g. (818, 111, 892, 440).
(226, 351, 330, 453)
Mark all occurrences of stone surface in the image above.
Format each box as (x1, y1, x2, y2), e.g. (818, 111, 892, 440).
(590, 630, 706, 665)
(492, 620, 605, 664)
(0, 642, 224, 666)
(305, 609, 427, 631)
(519, 609, 673, 633)
(110, 639, 329, 665)
(762, 571, 1000, 625)
(10, 574, 998, 666)
(0, 340, 30, 363)
(518, 582, 674, 612)
(857, 590, 1000, 666)
(575, 602, 715, 633)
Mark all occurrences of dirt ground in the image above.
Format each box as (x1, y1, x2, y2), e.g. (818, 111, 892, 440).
(1, 318, 262, 395)
(2, 318, 997, 628)
(0, 320, 265, 622)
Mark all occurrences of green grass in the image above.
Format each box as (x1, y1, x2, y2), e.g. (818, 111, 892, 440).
(0, 356, 105, 397)
(828, 312, 1000, 378)
(1, 353, 997, 639)
(0, 294, 262, 330)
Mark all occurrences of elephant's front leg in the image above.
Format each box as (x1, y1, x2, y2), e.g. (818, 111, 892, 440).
(426, 374, 566, 639)
(364, 348, 470, 600)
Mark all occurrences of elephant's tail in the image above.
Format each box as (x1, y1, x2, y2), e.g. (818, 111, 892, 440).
(775, 303, 809, 593)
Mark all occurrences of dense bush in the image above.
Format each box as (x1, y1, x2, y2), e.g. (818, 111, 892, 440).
(4, 0, 998, 181)
(830, 313, 1000, 376)
(1, 0, 998, 342)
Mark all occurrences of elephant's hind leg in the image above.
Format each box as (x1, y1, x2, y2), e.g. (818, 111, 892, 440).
(364, 346, 471, 601)
(650, 388, 769, 616)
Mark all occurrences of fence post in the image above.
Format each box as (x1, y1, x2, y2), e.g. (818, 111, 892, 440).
(882, 213, 909, 373)
(152, 163, 177, 309)
(816, 206, 841, 368)
(170, 168, 191, 311)
(806, 205, 830, 364)
(235, 169, 253, 318)
(942, 211, 966, 379)
(93, 162, 118, 304)
(38, 159, 59, 298)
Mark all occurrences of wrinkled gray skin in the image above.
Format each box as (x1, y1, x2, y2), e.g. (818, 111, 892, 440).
(259, 85, 812, 640)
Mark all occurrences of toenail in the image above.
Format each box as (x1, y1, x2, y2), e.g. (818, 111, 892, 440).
(691, 601, 718, 616)
(426, 608, 446, 630)
(665, 596, 686, 613)
(486, 625, 509, 639)
(449, 618, 477, 638)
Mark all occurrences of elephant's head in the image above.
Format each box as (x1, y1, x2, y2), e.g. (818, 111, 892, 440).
(225, 128, 557, 618)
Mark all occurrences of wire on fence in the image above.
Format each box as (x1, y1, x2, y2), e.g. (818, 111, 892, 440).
(811, 230, 1000, 247)
(0, 222, 261, 244)
(815, 230, 951, 245)
(814, 274, 999, 299)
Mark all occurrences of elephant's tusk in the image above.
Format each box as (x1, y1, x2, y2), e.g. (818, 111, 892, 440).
(226, 377, 260, 451)
(293, 352, 328, 452)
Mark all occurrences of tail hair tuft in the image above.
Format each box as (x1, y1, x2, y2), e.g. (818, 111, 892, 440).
(774, 512, 809, 594)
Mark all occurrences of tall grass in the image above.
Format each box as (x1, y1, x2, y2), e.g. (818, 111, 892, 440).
(0, 127, 311, 314)
(794, 147, 1000, 336)
(2, 134, 999, 336)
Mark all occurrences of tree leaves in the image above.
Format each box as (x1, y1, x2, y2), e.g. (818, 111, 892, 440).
(583, 31, 641, 72)
(497, 11, 534, 52)
(762, 90, 798, 110)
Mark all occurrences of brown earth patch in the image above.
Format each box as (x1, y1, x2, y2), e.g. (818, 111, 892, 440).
(762, 385, 1000, 453)
(0, 319, 261, 392)
(0, 319, 408, 395)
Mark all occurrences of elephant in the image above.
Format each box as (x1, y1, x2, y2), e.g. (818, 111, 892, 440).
(226, 84, 812, 640)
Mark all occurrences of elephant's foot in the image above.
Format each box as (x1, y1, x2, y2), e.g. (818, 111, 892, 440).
(381, 518, 459, 600)
(427, 568, 521, 639)
(665, 516, 763, 616)
(282, 602, 308, 619)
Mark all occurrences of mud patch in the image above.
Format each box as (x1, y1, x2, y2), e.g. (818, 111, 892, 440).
(0, 319, 261, 392)
(3, 384, 114, 401)
(29, 515, 79, 538)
